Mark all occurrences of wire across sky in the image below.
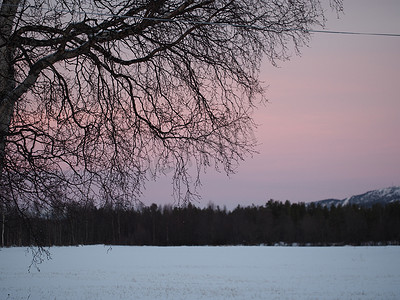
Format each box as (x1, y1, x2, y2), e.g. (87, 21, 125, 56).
(2, 2, 400, 37)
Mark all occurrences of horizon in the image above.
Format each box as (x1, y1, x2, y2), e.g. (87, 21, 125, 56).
(141, 184, 400, 209)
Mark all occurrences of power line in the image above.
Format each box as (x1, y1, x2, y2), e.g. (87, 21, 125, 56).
(308, 29, 400, 37)
(2, 2, 400, 37)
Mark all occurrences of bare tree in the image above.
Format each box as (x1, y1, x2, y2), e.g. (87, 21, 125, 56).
(0, 0, 342, 245)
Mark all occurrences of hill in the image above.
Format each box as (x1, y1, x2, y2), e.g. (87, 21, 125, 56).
(313, 186, 400, 208)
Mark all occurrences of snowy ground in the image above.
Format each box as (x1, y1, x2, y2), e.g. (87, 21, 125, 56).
(1, 245, 400, 300)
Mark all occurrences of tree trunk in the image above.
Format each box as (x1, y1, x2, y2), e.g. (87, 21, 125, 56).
(0, 0, 20, 172)
(1, 211, 4, 247)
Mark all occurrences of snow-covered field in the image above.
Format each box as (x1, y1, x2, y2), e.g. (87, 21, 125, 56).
(1, 245, 399, 300)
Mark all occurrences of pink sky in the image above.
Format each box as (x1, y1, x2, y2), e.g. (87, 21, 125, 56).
(143, 0, 400, 208)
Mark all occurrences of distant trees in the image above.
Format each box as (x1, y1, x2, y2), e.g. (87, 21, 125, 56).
(2, 200, 400, 247)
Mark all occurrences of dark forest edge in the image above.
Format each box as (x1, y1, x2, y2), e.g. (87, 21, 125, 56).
(1, 200, 400, 247)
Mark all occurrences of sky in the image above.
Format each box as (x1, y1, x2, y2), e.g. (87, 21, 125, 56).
(142, 0, 400, 209)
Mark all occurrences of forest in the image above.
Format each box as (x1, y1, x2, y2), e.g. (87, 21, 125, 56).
(2, 200, 400, 247)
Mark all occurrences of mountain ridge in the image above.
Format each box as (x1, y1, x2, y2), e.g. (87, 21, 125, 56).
(312, 186, 400, 208)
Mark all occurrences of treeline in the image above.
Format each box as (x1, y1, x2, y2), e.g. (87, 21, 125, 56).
(2, 200, 400, 247)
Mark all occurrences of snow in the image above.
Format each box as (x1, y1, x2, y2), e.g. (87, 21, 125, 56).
(1, 245, 400, 299)
(375, 186, 400, 197)
(342, 197, 350, 206)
